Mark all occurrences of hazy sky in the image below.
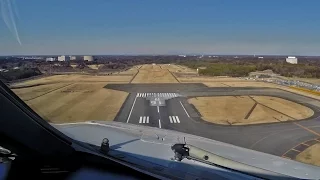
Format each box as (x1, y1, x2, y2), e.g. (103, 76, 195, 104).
(0, 0, 320, 55)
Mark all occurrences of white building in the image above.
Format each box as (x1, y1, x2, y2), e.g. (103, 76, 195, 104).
(46, 57, 56, 62)
(286, 56, 298, 64)
(58, 55, 70, 61)
(69, 56, 77, 60)
(83, 56, 93, 61)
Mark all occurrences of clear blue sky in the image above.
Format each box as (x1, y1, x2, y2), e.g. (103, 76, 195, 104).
(0, 0, 319, 55)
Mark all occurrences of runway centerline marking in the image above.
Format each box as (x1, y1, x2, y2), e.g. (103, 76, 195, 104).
(157, 106, 159, 113)
(126, 94, 138, 123)
(179, 101, 190, 118)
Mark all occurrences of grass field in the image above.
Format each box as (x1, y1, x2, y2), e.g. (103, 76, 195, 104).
(10, 74, 132, 87)
(296, 143, 320, 166)
(160, 64, 197, 73)
(188, 96, 314, 125)
(14, 83, 128, 123)
(179, 77, 243, 83)
(131, 64, 179, 83)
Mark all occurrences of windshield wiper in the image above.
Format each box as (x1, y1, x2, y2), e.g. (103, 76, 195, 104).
(171, 144, 293, 180)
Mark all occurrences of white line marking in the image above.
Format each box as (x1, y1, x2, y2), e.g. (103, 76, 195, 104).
(146, 116, 149, 123)
(158, 119, 161, 128)
(176, 116, 180, 123)
(157, 106, 159, 113)
(126, 95, 138, 123)
(143, 116, 146, 123)
(179, 101, 190, 118)
(139, 116, 142, 123)
(172, 116, 177, 123)
(169, 116, 173, 123)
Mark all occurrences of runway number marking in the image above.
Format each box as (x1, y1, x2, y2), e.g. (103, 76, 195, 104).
(169, 116, 180, 123)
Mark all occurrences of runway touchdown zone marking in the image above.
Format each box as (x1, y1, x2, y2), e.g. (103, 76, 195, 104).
(169, 116, 180, 123)
(139, 116, 149, 124)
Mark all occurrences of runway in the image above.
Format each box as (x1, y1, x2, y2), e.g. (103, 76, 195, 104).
(108, 83, 320, 158)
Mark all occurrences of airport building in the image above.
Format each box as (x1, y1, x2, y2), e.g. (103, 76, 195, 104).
(84, 56, 93, 61)
(286, 56, 298, 64)
(58, 55, 70, 61)
(45, 57, 56, 62)
(69, 56, 77, 60)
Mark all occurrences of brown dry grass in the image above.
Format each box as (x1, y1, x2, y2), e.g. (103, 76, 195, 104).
(14, 83, 128, 123)
(202, 82, 230, 87)
(161, 64, 197, 73)
(87, 64, 103, 70)
(251, 96, 314, 119)
(12, 74, 132, 86)
(188, 96, 314, 125)
(118, 66, 139, 75)
(179, 77, 243, 83)
(295, 143, 320, 167)
(131, 64, 179, 83)
(12, 83, 70, 101)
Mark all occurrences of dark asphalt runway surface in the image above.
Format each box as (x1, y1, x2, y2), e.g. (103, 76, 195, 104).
(109, 83, 320, 157)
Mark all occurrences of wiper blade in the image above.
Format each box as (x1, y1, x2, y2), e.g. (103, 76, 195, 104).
(171, 144, 293, 180)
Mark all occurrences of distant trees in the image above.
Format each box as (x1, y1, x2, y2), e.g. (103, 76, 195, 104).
(180, 60, 320, 78)
(0, 68, 42, 81)
(197, 64, 256, 77)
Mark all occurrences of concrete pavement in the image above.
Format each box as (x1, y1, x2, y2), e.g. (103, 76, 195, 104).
(110, 83, 320, 158)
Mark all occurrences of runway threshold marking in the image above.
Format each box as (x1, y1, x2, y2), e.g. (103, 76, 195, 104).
(179, 101, 190, 118)
(126, 94, 138, 123)
(169, 116, 181, 123)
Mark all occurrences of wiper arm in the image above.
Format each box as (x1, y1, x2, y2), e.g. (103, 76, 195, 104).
(171, 144, 292, 180)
